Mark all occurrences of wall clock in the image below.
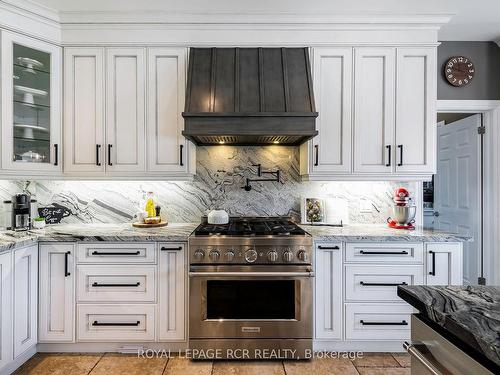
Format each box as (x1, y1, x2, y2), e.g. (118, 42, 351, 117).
(444, 56, 475, 87)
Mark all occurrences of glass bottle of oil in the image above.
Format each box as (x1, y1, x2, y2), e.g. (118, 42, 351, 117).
(145, 191, 156, 218)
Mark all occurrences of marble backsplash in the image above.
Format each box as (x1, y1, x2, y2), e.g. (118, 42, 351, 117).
(0, 146, 417, 224)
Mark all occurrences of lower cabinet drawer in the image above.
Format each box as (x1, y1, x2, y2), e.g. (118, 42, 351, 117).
(77, 265, 156, 303)
(77, 243, 156, 263)
(345, 303, 413, 340)
(77, 304, 155, 342)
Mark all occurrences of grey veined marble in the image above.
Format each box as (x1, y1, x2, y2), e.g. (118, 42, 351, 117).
(398, 285, 500, 369)
(0, 146, 417, 225)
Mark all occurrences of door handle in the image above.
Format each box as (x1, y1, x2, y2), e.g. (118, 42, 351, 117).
(404, 342, 444, 375)
(107, 144, 113, 166)
(179, 144, 184, 166)
(96, 144, 101, 166)
(397, 144, 403, 166)
(433, 211, 440, 217)
(314, 145, 319, 166)
(54, 144, 59, 166)
(64, 251, 71, 277)
(385, 145, 391, 167)
(428, 250, 436, 276)
(92, 321, 140, 327)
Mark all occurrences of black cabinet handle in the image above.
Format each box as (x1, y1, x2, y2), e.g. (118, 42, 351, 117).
(318, 245, 339, 250)
(429, 250, 436, 276)
(107, 144, 113, 166)
(96, 144, 101, 166)
(398, 144, 403, 166)
(92, 321, 140, 327)
(314, 145, 319, 166)
(91, 251, 141, 256)
(359, 250, 408, 255)
(92, 282, 140, 287)
(360, 320, 408, 326)
(64, 251, 71, 277)
(161, 246, 183, 251)
(385, 145, 391, 167)
(179, 144, 184, 166)
(54, 144, 59, 166)
(360, 281, 408, 286)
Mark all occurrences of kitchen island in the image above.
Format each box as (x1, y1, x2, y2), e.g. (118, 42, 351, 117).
(398, 285, 500, 374)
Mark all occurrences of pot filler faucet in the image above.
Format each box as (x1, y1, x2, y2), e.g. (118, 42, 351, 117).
(242, 164, 282, 191)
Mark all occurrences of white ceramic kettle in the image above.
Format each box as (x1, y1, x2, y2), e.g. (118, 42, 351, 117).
(207, 210, 229, 224)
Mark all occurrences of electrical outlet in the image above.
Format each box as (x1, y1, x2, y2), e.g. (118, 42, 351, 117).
(360, 200, 372, 213)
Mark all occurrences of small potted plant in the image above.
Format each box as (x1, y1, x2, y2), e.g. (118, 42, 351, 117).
(32, 217, 46, 229)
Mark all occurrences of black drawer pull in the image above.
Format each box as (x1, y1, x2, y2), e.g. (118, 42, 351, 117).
(429, 250, 436, 276)
(54, 144, 59, 166)
(96, 144, 101, 166)
(92, 321, 140, 327)
(91, 251, 141, 256)
(360, 281, 408, 287)
(108, 144, 113, 166)
(314, 145, 319, 166)
(64, 251, 71, 277)
(385, 145, 391, 167)
(360, 320, 408, 326)
(179, 144, 184, 166)
(359, 250, 408, 255)
(161, 246, 183, 251)
(318, 246, 340, 250)
(92, 282, 140, 287)
(398, 144, 403, 166)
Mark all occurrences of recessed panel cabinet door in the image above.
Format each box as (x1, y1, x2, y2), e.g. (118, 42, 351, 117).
(311, 48, 352, 173)
(353, 48, 395, 173)
(0, 252, 13, 371)
(425, 243, 463, 285)
(39, 243, 75, 342)
(147, 48, 190, 173)
(64, 47, 105, 174)
(106, 48, 146, 173)
(13, 245, 38, 358)
(395, 47, 436, 174)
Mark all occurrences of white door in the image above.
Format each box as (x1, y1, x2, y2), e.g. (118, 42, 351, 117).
(39, 243, 75, 342)
(64, 47, 105, 174)
(0, 252, 13, 371)
(1, 31, 62, 172)
(395, 48, 436, 174)
(106, 48, 146, 173)
(13, 245, 38, 357)
(425, 243, 463, 285)
(315, 243, 342, 340)
(158, 243, 186, 341)
(147, 47, 190, 174)
(434, 115, 481, 284)
(353, 47, 395, 173)
(309, 47, 352, 174)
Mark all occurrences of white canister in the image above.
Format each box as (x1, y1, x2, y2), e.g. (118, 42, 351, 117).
(207, 210, 229, 225)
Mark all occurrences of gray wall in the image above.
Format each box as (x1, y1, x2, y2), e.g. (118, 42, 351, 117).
(438, 41, 500, 100)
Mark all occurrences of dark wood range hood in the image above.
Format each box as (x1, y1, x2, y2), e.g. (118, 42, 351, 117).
(182, 47, 318, 145)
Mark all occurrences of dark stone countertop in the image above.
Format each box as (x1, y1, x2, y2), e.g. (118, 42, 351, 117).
(398, 285, 500, 370)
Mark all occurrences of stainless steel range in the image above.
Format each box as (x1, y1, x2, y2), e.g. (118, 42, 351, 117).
(188, 217, 313, 360)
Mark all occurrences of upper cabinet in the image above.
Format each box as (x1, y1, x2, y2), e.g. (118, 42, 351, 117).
(1, 31, 62, 173)
(302, 46, 437, 180)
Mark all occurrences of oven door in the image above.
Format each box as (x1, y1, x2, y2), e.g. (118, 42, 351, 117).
(189, 265, 313, 339)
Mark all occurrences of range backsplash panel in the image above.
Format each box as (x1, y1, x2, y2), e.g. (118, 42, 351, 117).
(0, 146, 417, 224)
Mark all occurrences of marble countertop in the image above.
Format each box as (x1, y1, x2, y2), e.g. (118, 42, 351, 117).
(300, 224, 472, 242)
(398, 285, 500, 370)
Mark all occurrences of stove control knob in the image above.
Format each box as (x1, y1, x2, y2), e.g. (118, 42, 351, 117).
(245, 249, 258, 263)
(267, 250, 279, 262)
(225, 250, 235, 262)
(209, 250, 221, 262)
(194, 249, 205, 261)
(283, 250, 294, 263)
(297, 250, 308, 262)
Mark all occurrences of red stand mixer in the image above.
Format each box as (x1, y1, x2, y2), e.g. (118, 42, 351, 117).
(387, 187, 416, 230)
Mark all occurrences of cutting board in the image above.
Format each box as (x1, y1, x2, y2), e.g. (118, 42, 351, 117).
(132, 221, 168, 228)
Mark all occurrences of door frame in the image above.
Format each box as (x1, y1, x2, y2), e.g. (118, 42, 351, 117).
(437, 100, 500, 285)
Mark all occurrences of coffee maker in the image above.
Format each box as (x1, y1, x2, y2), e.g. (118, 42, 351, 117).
(5, 193, 35, 231)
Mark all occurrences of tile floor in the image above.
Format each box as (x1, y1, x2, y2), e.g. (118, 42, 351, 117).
(14, 352, 411, 375)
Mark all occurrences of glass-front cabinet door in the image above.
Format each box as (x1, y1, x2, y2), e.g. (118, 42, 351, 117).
(1, 31, 61, 173)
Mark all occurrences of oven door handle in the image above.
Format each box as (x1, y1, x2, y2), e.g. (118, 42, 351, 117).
(188, 271, 315, 278)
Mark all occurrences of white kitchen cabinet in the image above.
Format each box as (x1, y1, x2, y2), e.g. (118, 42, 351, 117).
(353, 47, 395, 173)
(158, 243, 186, 341)
(1, 31, 62, 173)
(425, 243, 463, 285)
(315, 243, 343, 340)
(301, 47, 352, 175)
(64, 47, 105, 174)
(105, 48, 146, 173)
(38, 243, 75, 342)
(147, 48, 194, 175)
(395, 47, 436, 174)
(13, 245, 38, 358)
(0, 252, 13, 371)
